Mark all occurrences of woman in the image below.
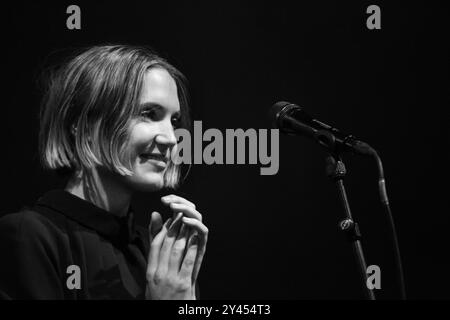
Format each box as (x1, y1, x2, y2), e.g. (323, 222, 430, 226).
(0, 45, 208, 299)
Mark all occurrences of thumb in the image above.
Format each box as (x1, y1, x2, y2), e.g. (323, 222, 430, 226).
(148, 211, 162, 243)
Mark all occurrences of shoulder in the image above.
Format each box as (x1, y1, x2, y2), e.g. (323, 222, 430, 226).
(0, 208, 65, 246)
(0, 207, 56, 232)
(0, 208, 69, 299)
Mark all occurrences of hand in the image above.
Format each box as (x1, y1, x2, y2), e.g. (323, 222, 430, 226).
(161, 195, 208, 287)
(146, 212, 196, 299)
(146, 201, 208, 300)
(161, 194, 202, 222)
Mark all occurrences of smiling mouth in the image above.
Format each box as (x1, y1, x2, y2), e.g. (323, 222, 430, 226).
(140, 153, 169, 164)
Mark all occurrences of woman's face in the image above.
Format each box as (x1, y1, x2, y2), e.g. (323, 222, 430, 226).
(121, 67, 181, 192)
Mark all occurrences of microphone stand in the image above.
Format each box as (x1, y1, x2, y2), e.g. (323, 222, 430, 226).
(318, 130, 376, 300)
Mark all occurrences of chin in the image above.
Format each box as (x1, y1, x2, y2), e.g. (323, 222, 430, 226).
(125, 172, 165, 193)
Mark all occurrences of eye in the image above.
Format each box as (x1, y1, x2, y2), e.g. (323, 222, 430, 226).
(171, 115, 181, 128)
(140, 107, 159, 121)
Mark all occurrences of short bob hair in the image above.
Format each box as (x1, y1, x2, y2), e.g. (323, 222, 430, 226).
(39, 44, 190, 188)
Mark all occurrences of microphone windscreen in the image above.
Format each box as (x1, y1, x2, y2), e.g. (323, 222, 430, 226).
(269, 101, 291, 128)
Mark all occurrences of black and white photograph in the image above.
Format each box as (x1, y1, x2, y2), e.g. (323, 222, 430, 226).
(1, 1, 448, 305)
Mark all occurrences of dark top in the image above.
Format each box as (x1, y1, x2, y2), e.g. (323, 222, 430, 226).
(0, 189, 149, 299)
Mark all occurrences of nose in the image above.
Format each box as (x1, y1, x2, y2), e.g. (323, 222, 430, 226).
(154, 119, 177, 149)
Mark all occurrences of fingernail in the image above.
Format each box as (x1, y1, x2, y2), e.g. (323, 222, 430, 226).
(171, 213, 182, 227)
(190, 235, 198, 246)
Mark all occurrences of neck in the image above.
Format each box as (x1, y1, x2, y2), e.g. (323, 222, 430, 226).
(65, 166, 131, 217)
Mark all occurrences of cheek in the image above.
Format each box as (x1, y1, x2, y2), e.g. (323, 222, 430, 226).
(127, 123, 156, 154)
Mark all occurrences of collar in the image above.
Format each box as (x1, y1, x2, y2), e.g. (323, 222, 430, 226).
(33, 189, 138, 244)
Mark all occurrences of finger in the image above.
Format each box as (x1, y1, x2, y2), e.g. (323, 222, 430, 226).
(168, 223, 189, 276)
(161, 194, 196, 209)
(147, 218, 172, 276)
(181, 217, 208, 285)
(169, 203, 203, 222)
(179, 233, 199, 281)
(156, 212, 184, 277)
(180, 217, 208, 238)
(192, 251, 205, 286)
(149, 211, 162, 243)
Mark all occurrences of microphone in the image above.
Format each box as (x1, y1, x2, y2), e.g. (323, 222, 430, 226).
(269, 101, 376, 156)
(270, 102, 406, 299)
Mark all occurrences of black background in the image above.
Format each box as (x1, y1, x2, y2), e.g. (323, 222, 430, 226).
(2, 1, 449, 299)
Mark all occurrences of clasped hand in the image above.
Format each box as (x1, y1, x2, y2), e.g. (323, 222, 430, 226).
(146, 195, 208, 300)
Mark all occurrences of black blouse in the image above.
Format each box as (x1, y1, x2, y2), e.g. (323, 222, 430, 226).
(0, 189, 149, 299)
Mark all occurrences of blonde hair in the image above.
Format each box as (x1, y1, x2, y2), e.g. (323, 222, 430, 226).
(39, 44, 190, 188)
